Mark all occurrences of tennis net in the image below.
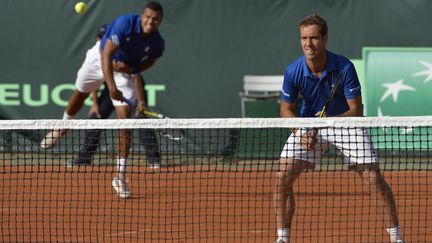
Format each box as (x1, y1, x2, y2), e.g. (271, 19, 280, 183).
(0, 116, 431, 242)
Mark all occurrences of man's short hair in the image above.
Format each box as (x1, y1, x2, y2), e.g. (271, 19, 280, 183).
(298, 14, 328, 37)
(144, 1, 163, 18)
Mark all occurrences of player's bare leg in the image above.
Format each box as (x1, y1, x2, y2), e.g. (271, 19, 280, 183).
(65, 90, 91, 116)
(274, 158, 309, 243)
(355, 163, 403, 243)
(112, 105, 132, 198)
(40, 90, 91, 149)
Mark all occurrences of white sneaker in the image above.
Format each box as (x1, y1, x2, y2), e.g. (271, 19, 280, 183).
(390, 236, 404, 243)
(149, 162, 161, 169)
(40, 129, 68, 149)
(112, 177, 132, 199)
(388, 228, 404, 243)
(391, 238, 404, 243)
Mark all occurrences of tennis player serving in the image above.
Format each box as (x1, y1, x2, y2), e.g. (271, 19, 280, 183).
(41, 1, 165, 198)
(100, 1, 164, 198)
(274, 14, 404, 243)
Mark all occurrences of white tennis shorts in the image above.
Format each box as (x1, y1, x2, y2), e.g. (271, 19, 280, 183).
(75, 41, 136, 107)
(280, 127, 378, 164)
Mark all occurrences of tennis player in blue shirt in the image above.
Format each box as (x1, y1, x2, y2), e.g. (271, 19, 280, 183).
(41, 1, 165, 199)
(274, 14, 403, 243)
(100, 3, 164, 199)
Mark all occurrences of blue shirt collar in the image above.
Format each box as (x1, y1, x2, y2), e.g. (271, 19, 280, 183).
(302, 51, 336, 78)
(134, 15, 142, 34)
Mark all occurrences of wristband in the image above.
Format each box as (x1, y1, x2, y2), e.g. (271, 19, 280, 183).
(137, 100, 146, 106)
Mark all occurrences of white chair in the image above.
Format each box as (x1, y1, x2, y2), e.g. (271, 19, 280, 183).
(239, 75, 283, 117)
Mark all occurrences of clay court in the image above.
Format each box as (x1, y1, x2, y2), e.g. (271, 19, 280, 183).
(1, 164, 430, 242)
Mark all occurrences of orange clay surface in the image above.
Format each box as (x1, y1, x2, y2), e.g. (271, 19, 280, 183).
(0, 165, 430, 243)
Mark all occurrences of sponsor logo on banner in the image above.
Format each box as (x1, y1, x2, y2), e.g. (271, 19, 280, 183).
(363, 47, 432, 150)
(0, 83, 165, 107)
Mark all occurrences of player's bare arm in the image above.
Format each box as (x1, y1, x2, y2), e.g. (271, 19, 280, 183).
(133, 75, 146, 111)
(88, 90, 101, 118)
(281, 101, 316, 150)
(112, 60, 134, 74)
(280, 101, 298, 135)
(336, 96, 363, 117)
(280, 101, 297, 119)
(101, 39, 123, 101)
(281, 101, 317, 150)
(138, 58, 157, 73)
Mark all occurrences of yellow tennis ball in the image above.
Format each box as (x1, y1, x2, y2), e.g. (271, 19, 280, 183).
(74, 2, 87, 14)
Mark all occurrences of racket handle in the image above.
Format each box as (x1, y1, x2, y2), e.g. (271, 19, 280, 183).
(122, 97, 136, 107)
(144, 111, 166, 119)
(123, 97, 168, 119)
(318, 110, 327, 118)
(312, 110, 326, 134)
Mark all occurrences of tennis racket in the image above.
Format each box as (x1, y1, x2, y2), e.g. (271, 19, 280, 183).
(123, 98, 211, 158)
(310, 72, 342, 137)
(318, 72, 342, 118)
(122, 98, 184, 141)
(122, 98, 167, 119)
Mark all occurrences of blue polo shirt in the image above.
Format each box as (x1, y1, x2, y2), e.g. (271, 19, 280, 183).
(100, 14, 165, 74)
(281, 51, 361, 117)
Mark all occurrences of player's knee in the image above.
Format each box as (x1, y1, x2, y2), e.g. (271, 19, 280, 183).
(358, 165, 384, 186)
(275, 173, 295, 196)
(276, 169, 299, 187)
(74, 90, 90, 99)
(276, 171, 287, 180)
(88, 112, 99, 119)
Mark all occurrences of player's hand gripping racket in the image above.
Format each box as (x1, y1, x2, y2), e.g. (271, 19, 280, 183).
(122, 98, 167, 119)
(122, 97, 185, 141)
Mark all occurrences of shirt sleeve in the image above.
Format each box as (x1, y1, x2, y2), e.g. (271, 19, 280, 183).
(343, 62, 361, 99)
(149, 36, 165, 59)
(107, 17, 128, 47)
(280, 68, 298, 103)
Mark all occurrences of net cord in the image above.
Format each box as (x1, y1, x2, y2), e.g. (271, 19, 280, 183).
(1, 116, 432, 130)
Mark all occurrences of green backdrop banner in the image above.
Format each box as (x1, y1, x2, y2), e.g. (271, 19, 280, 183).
(364, 47, 432, 117)
(2, 0, 432, 119)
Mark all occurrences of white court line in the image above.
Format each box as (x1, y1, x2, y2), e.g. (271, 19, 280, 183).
(106, 229, 268, 237)
(226, 230, 267, 234)
(107, 231, 141, 237)
(106, 228, 153, 237)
